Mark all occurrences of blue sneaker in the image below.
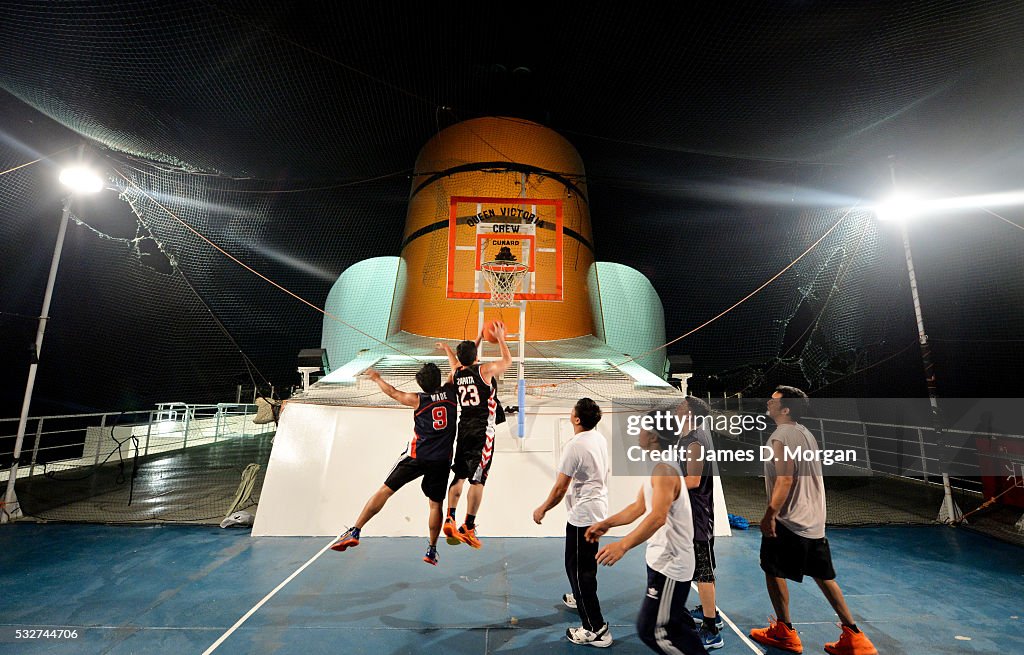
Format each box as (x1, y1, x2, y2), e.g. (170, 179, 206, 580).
(699, 626, 724, 650)
(423, 544, 439, 566)
(690, 605, 724, 631)
(330, 527, 360, 552)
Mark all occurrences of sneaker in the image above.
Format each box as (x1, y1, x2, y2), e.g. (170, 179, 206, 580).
(750, 617, 803, 654)
(699, 626, 724, 650)
(456, 524, 482, 549)
(562, 593, 577, 610)
(566, 623, 613, 648)
(690, 605, 724, 631)
(423, 544, 439, 566)
(824, 625, 877, 655)
(443, 517, 461, 546)
(330, 527, 360, 552)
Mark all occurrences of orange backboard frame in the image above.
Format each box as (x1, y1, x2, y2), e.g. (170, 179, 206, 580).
(446, 196, 563, 301)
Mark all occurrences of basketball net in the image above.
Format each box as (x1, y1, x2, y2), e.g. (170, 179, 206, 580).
(481, 261, 528, 307)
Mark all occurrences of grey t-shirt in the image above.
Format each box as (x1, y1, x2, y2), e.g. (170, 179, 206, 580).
(763, 423, 826, 539)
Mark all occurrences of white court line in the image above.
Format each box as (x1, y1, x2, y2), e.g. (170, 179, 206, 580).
(690, 582, 763, 654)
(203, 535, 341, 654)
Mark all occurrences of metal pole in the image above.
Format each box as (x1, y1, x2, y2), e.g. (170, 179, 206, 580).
(2, 196, 73, 523)
(144, 411, 153, 457)
(182, 405, 191, 450)
(917, 428, 930, 483)
(215, 405, 222, 444)
(861, 422, 872, 474)
(28, 418, 45, 480)
(889, 157, 954, 522)
(94, 414, 107, 466)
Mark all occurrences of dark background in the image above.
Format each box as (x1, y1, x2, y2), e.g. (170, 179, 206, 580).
(2, 1, 1023, 423)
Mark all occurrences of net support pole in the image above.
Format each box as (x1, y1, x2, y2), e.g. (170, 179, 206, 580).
(889, 156, 958, 524)
(517, 378, 526, 439)
(2, 196, 72, 524)
(518, 299, 526, 439)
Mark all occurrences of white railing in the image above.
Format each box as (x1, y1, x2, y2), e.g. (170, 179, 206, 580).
(0, 403, 274, 483)
(725, 413, 1024, 495)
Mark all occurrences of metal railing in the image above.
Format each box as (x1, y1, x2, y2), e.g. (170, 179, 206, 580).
(726, 414, 1024, 496)
(1, 403, 274, 483)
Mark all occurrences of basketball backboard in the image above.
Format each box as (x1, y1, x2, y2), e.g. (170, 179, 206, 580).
(446, 196, 563, 301)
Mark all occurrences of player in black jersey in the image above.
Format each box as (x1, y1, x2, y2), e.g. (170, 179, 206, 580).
(330, 362, 457, 566)
(436, 323, 513, 549)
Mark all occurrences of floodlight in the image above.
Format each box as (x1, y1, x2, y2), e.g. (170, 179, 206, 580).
(874, 192, 925, 223)
(59, 166, 105, 194)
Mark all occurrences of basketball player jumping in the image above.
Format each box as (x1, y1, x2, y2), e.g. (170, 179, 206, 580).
(330, 363, 457, 566)
(436, 322, 513, 548)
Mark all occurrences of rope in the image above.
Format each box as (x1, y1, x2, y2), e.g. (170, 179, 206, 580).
(110, 166, 423, 363)
(0, 145, 76, 177)
(528, 204, 859, 390)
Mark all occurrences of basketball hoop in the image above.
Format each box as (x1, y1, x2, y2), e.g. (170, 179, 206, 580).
(481, 261, 529, 307)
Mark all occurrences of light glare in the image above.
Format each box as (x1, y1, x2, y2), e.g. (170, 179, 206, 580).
(874, 193, 921, 223)
(59, 166, 104, 194)
(875, 189, 1024, 222)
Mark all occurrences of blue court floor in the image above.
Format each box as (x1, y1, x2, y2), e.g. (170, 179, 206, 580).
(1, 523, 1022, 654)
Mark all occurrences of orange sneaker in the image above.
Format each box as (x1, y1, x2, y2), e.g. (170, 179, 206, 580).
(457, 524, 482, 549)
(750, 618, 803, 653)
(329, 527, 360, 552)
(443, 517, 461, 546)
(824, 625, 877, 655)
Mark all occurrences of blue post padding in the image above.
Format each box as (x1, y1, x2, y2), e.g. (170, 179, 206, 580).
(518, 378, 526, 438)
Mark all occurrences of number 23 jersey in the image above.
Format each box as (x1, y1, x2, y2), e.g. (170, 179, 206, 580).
(453, 364, 497, 444)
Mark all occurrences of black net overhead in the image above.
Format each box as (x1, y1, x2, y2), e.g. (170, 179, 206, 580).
(2, 1, 1022, 416)
(1, 3, 1024, 532)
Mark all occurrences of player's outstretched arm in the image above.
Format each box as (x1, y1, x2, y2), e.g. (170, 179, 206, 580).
(595, 466, 677, 566)
(436, 342, 458, 379)
(481, 322, 513, 382)
(585, 486, 646, 542)
(365, 369, 419, 408)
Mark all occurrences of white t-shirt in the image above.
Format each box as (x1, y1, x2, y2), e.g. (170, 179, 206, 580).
(558, 429, 610, 527)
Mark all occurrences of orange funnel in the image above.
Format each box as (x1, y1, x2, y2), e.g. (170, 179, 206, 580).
(396, 117, 595, 341)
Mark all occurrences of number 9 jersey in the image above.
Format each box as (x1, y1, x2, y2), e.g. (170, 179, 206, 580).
(410, 383, 459, 461)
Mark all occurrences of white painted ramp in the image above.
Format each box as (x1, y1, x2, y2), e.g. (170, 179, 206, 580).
(253, 399, 732, 538)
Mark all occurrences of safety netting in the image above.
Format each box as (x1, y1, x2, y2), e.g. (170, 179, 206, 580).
(1, 2, 1023, 538)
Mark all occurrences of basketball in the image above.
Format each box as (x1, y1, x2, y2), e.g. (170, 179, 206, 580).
(483, 319, 504, 343)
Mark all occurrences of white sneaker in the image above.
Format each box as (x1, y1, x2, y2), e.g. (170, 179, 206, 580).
(566, 623, 613, 648)
(562, 593, 577, 609)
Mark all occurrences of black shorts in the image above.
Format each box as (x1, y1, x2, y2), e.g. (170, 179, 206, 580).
(383, 456, 450, 502)
(692, 538, 716, 583)
(760, 521, 836, 582)
(451, 436, 493, 486)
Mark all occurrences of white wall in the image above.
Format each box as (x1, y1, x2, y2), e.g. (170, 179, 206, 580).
(254, 401, 731, 538)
